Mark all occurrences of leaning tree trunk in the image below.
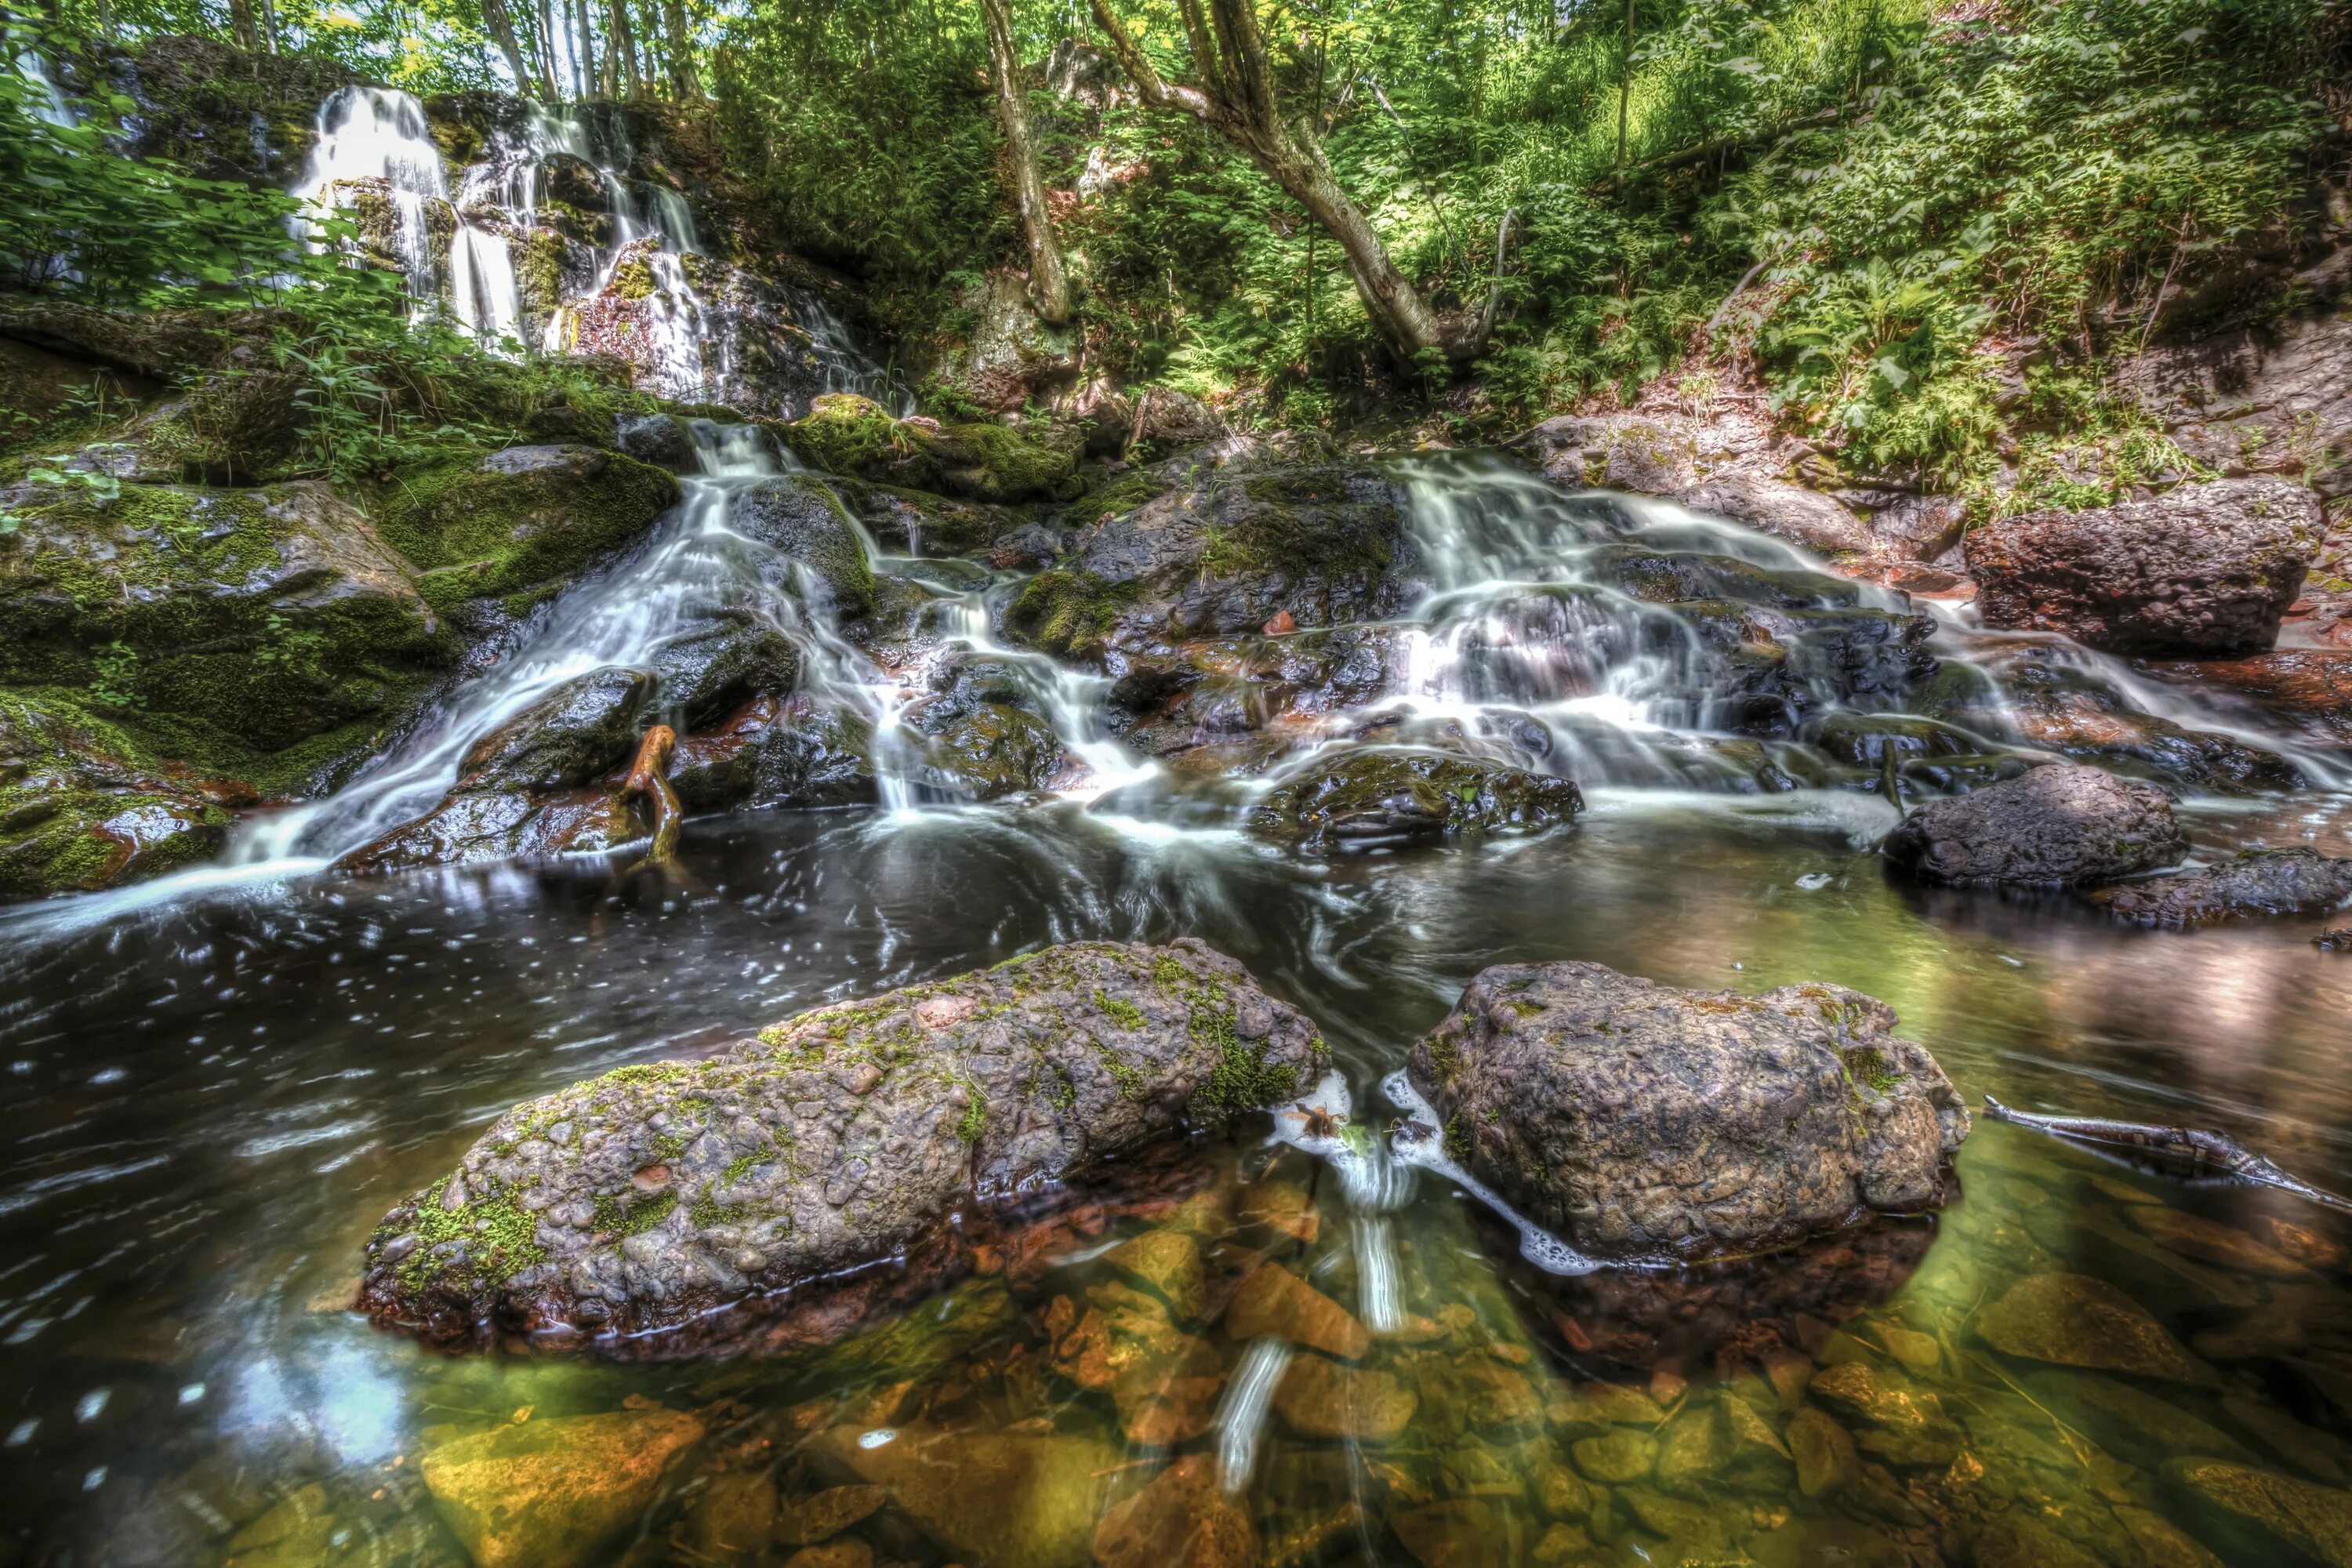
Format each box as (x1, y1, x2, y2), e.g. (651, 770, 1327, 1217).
(980, 0, 1072, 324)
(661, 0, 695, 97)
(533, 0, 561, 97)
(1086, 0, 1449, 368)
(226, 0, 257, 51)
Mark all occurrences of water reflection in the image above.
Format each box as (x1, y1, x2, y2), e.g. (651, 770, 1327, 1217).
(2, 798, 2350, 1564)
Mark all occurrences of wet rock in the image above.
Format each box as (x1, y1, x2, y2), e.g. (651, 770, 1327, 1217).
(1249, 750, 1583, 851)
(359, 940, 1327, 1345)
(667, 693, 878, 812)
(827, 476, 1016, 557)
(1103, 1230, 1208, 1321)
(1580, 543, 1857, 610)
(819, 1422, 1115, 1567)
(2027, 1370, 2252, 1468)
(1226, 1262, 1370, 1359)
(782, 1543, 871, 1568)
(2114, 311, 2352, 499)
(731, 474, 878, 615)
(1092, 1454, 1257, 1568)
(613, 412, 699, 471)
(379, 443, 679, 622)
(1805, 1363, 1961, 1468)
(1391, 1498, 1526, 1567)
(928, 268, 1081, 415)
(1881, 763, 2186, 886)
(1404, 960, 1967, 1260)
(1006, 452, 1408, 658)
(1570, 1427, 1657, 1484)
(1995, 673, 2307, 792)
(336, 783, 641, 873)
(1965, 478, 2322, 655)
(1973, 1516, 2109, 1568)
(1534, 1461, 1594, 1519)
(688, 1471, 776, 1560)
(1275, 1354, 1417, 1441)
(2089, 848, 2352, 927)
(1802, 713, 1980, 770)
(1679, 474, 1874, 557)
(1514, 414, 1697, 494)
(458, 666, 657, 792)
(646, 614, 800, 729)
(775, 1485, 887, 1546)
(1975, 1272, 2209, 1382)
(419, 1407, 704, 1568)
(775, 393, 1083, 503)
(1787, 1406, 1860, 1497)
(2167, 1457, 2352, 1566)
(899, 700, 1069, 801)
(2123, 1206, 2313, 1277)
(2143, 648, 2352, 749)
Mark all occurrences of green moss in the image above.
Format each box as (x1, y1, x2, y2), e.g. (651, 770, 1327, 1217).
(1062, 471, 1167, 529)
(1186, 1000, 1301, 1116)
(1152, 954, 1186, 990)
(942, 419, 1080, 503)
(1841, 1047, 1903, 1094)
(374, 447, 678, 618)
(593, 1189, 677, 1238)
(1425, 1028, 1463, 1085)
(1093, 988, 1147, 1030)
(956, 1080, 988, 1143)
(1000, 569, 1136, 660)
(1050, 1063, 1078, 1110)
(1443, 1114, 1474, 1165)
(777, 394, 939, 488)
(403, 1176, 549, 1290)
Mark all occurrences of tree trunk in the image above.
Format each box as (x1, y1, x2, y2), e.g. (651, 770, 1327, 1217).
(1087, 0, 1449, 368)
(226, 0, 256, 52)
(480, 0, 534, 96)
(980, 0, 1072, 325)
(569, 0, 593, 98)
(662, 0, 694, 96)
(607, 0, 637, 99)
(534, 0, 561, 97)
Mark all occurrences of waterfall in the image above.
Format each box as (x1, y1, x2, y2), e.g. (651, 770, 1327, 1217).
(15, 49, 76, 128)
(294, 86, 525, 350)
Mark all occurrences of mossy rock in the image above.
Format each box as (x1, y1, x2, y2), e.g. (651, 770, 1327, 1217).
(731, 475, 877, 615)
(775, 394, 1083, 504)
(1000, 569, 1137, 661)
(373, 444, 679, 620)
(1249, 749, 1584, 851)
(0, 691, 234, 900)
(0, 476, 455, 789)
(775, 394, 942, 490)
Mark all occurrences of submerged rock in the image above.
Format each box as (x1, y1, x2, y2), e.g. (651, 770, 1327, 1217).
(817, 1422, 1115, 1567)
(2166, 1457, 2352, 1566)
(1965, 478, 2321, 656)
(1248, 750, 1584, 851)
(2089, 848, 2352, 926)
(358, 940, 1327, 1345)
(1974, 1272, 2208, 1382)
(1881, 763, 2186, 886)
(1403, 961, 1968, 1260)
(419, 1407, 704, 1568)
(1092, 1454, 1257, 1568)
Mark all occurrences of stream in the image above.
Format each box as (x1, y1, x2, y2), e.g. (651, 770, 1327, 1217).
(4, 82, 2352, 1568)
(4, 431, 2352, 1563)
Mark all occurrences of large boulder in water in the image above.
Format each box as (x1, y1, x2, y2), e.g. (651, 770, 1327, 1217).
(731, 474, 877, 615)
(358, 939, 1328, 1346)
(2088, 847, 2352, 927)
(1964, 478, 2321, 656)
(1882, 763, 2187, 886)
(1402, 961, 1969, 1259)
(1250, 750, 1583, 851)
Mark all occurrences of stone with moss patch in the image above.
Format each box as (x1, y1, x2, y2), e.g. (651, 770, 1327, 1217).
(359, 938, 1327, 1349)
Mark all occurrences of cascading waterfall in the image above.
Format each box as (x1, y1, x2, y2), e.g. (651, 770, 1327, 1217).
(294, 86, 528, 350)
(15, 48, 76, 127)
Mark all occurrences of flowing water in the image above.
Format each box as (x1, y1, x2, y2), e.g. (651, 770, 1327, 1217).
(5, 425, 2352, 1563)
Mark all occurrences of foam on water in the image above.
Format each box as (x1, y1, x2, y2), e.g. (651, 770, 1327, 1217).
(1381, 1069, 1601, 1277)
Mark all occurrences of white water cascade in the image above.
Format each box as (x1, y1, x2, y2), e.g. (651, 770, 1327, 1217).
(296, 86, 532, 350)
(15, 48, 77, 128)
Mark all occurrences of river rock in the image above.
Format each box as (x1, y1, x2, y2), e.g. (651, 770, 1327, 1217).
(1975, 1272, 2209, 1381)
(818, 1422, 1114, 1567)
(2167, 1457, 2352, 1566)
(1093, 1455, 1257, 1568)
(2143, 649, 2352, 749)
(645, 613, 800, 728)
(1403, 961, 1968, 1259)
(358, 940, 1327, 1345)
(1249, 750, 1584, 851)
(775, 1485, 887, 1546)
(1679, 474, 1875, 557)
(1002, 450, 1409, 658)
(456, 666, 658, 792)
(731, 474, 878, 615)
(613, 412, 700, 470)
(2088, 848, 2352, 927)
(419, 1407, 704, 1568)
(1965, 478, 2321, 655)
(1226, 1262, 1371, 1358)
(1881, 763, 2186, 885)
(1274, 1356, 1417, 1442)
(1787, 1406, 1860, 1497)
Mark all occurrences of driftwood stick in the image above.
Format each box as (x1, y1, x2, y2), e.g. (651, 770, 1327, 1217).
(625, 724, 681, 868)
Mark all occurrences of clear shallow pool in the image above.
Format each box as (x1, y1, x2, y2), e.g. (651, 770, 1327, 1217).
(5, 789, 2351, 1566)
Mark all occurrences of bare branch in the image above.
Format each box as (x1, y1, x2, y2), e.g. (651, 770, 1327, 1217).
(1087, 0, 1214, 119)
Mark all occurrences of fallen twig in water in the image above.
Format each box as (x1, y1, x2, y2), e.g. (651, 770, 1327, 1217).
(625, 724, 682, 870)
(1984, 1095, 2352, 1212)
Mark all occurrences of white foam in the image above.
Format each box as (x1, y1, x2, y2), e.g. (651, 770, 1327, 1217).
(1213, 1338, 1293, 1492)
